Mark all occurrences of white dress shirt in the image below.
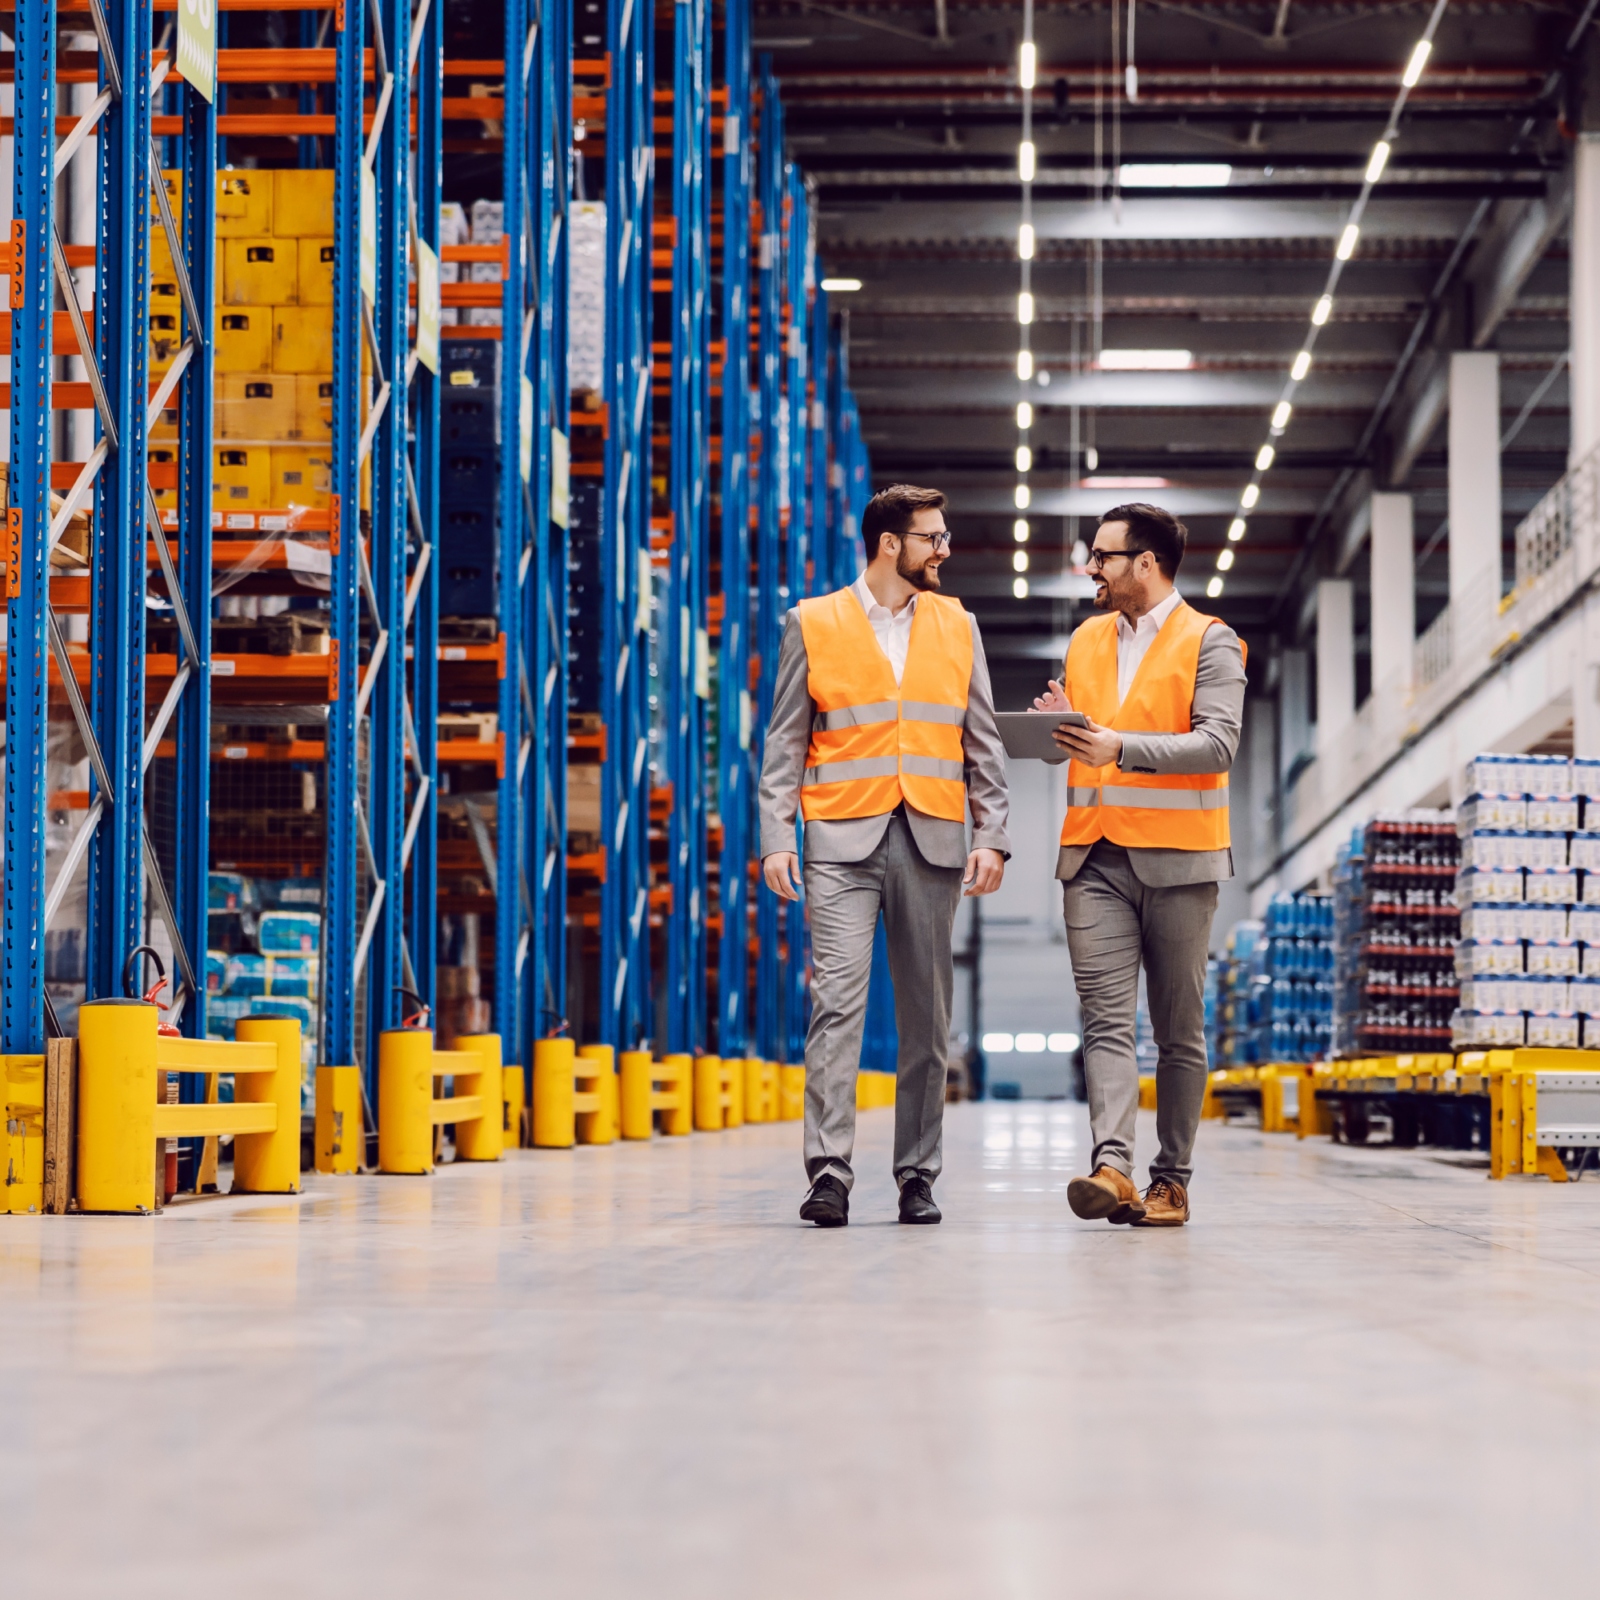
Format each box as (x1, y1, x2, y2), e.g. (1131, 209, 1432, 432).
(1115, 587, 1183, 703)
(851, 571, 917, 686)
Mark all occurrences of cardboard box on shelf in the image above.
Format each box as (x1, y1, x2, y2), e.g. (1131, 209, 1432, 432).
(567, 764, 602, 833)
(272, 305, 332, 374)
(268, 447, 332, 509)
(296, 238, 336, 305)
(224, 237, 298, 306)
(218, 374, 298, 441)
(294, 375, 335, 441)
(217, 171, 272, 237)
(213, 445, 272, 509)
(272, 169, 335, 237)
(215, 306, 273, 373)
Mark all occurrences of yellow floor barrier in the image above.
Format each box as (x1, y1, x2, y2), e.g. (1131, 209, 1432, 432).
(377, 1029, 503, 1174)
(693, 1055, 744, 1129)
(779, 1063, 804, 1121)
(856, 1069, 895, 1110)
(575, 1045, 620, 1144)
(1480, 1048, 1600, 1180)
(620, 1051, 692, 1139)
(76, 1002, 302, 1213)
(743, 1059, 778, 1123)
(531, 1037, 611, 1147)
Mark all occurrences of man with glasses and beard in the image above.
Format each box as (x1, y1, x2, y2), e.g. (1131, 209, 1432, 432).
(1033, 503, 1246, 1228)
(759, 483, 1011, 1228)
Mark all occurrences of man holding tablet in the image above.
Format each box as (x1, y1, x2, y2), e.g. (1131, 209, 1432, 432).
(758, 484, 1010, 1229)
(1032, 504, 1246, 1227)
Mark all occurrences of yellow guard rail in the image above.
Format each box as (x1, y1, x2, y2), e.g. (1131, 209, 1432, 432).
(77, 1001, 301, 1214)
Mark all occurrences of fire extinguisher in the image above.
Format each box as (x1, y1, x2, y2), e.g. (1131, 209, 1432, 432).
(125, 946, 182, 1201)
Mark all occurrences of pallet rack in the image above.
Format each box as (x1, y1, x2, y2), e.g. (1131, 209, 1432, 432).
(0, 0, 870, 1122)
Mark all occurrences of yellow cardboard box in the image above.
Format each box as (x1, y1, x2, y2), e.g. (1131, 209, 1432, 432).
(223, 237, 297, 305)
(272, 169, 336, 237)
(217, 171, 273, 237)
(297, 238, 336, 305)
(215, 305, 273, 373)
(217, 373, 298, 441)
(295, 375, 335, 441)
(213, 445, 272, 509)
(268, 447, 332, 509)
(272, 305, 332, 374)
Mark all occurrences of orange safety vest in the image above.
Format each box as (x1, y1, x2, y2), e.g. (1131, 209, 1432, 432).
(1058, 600, 1232, 852)
(796, 587, 971, 824)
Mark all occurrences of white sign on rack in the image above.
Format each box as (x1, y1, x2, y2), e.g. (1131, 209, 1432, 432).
(177, 0, 215, 103)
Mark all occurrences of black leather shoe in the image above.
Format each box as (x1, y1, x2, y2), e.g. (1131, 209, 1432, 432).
(898, 1173, 941, 1225)
(800, 1174, 849, 1227)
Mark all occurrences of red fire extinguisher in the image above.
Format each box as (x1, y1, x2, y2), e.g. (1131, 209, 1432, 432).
(125, 946, 183, 1201)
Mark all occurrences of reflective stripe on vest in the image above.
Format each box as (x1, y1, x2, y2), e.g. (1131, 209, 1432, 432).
(796, 588, 972, 824)
(1066, 782, 1230, 812)
(803, 755, 901, 786)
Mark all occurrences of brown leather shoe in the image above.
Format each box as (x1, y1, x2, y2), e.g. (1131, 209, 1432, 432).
(1132, 1177, 1189, 1226)
(1067, 1165, 1146, 1225)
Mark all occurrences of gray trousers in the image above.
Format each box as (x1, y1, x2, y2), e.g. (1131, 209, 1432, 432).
(1062, 840, 1219, 1187)
(802, 812, 964, 1193)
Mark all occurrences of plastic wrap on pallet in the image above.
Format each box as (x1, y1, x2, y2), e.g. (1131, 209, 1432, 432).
(258, 909, 320, 956)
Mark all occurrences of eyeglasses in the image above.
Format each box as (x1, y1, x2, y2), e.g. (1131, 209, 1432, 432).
(902, 531, 952, 553)
(1087, 547, 1137, 571)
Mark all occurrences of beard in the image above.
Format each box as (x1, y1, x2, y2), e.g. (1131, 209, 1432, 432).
(898, 545, 941, 590)
(1092, 578, 1112, 610)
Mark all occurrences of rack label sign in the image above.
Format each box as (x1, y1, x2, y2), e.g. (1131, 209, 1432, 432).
(359, 168, 376, 305)
(550, 430, 570, 527)
(177, 0, 215, 103)
(520, 373, 534, 483)
(416, 240, 440, 374)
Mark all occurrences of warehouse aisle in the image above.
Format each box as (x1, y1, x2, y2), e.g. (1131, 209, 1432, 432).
(3, 1104, 1599, 1597)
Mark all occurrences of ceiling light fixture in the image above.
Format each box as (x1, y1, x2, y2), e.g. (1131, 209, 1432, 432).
(1015, 484, 1030, 509)
(1206, 576, 1224, 598)
(1291, 350, 1311, 382)
(820, 277, 861, 292)
(1013, 519, 1030, 542)
(1312, 295, 1332, 326)
(1227, 518, 1246, 541)
(1097, 349, 1192, 370)
(1365, 140, 1391, 184)
(1217, 548, 1234, 572)
(1017, 349, 1033, 381)
(1017, 402, 1033, 429)
(1083, 475, 1168, 489)
(1013, 576, 1030, 599)
(1402, 39, 1431, 88)
(1336, 223, 1359, 261)
(1271, 401, 1292, 431)
(1018, 140, 1036, 181)
(1241, 482, 1260, 510)
(1255, 444, 1275, 471)
(1013, 550, 1029, 573)
(1118, 163, 1231, 187)
(1018, 222, 1035, 260)
(1019, 40, 1036, 89)
(1016, 445, 1032, 472)
(1017, 292, 1034, 324)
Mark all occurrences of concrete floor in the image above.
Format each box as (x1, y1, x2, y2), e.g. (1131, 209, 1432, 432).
(3, 1102, 1599, 1597)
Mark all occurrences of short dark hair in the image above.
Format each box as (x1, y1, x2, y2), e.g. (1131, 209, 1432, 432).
(861, 483, 946, 560)
(1097, 502, 1187, 579)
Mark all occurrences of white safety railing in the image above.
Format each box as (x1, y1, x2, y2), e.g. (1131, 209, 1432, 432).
(1278, 443, 1600, 858)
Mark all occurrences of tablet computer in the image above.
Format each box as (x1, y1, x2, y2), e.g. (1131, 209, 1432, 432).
(995, 710, 1087, 761)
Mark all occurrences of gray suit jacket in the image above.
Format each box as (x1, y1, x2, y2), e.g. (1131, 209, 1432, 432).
(758, 600, 1012, 870)
(1055, 613, 1247, 888)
